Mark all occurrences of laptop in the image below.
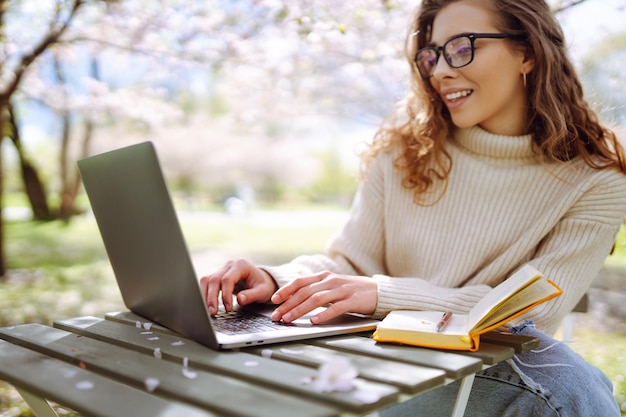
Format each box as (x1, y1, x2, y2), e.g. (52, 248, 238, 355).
(77, 141, 379, 350)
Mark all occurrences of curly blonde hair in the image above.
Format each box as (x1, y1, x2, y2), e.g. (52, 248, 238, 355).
(363, 0, 626, 203)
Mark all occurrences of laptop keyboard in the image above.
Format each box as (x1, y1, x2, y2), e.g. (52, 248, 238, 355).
(212, 310, 294, 335)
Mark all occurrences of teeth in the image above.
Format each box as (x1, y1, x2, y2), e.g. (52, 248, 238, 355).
(446, 90, 472, 100)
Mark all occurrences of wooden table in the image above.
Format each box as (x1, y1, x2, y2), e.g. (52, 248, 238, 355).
(0, 311, 538, 417)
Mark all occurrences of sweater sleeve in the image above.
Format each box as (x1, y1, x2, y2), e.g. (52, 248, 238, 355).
(511, 169, 626, 334)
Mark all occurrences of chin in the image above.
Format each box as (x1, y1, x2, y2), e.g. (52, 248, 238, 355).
(450, 117, 478, 129)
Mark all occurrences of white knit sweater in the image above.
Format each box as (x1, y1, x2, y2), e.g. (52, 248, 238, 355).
(264, 126, 626, 335)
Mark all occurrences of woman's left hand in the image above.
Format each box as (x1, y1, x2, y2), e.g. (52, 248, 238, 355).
(270, 272, 378, 324)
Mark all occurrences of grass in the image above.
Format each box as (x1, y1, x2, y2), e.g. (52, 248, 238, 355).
(1, 207, 625, 416)
(2, 207, 350, 327)
(569, 329, 626, 413)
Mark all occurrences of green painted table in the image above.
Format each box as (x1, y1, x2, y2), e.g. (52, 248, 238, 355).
(0, 312, 538, 417)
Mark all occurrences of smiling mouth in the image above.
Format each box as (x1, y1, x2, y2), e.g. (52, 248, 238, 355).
(445, 90, 473, 101)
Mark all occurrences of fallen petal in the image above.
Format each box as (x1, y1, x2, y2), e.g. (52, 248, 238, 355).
(280, 348, 305, 355)
(75, 380, 94, 390)
(144, 377, 160, 392)
(300, 376, 314, 385)
(182, 368, 198, 379)
(312, 357, 358, 393)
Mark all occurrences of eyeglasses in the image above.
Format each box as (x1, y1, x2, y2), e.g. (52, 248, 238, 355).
(414, 33, 518, 78)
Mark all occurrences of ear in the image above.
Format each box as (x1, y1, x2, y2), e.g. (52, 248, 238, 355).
(521, 50, 535, 76)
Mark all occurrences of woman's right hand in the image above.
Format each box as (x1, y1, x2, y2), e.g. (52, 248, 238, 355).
(200, 259, 278, 315)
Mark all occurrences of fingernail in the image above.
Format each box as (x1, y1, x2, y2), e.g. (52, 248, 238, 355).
(311, 316, 320, 324)
(239, 293, 247, 304)
(282, 313, 292, 322)
(271, 310, 281, 321)
(208, 306, 215, 315)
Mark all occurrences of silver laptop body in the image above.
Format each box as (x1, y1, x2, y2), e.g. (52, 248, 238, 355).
(77, 141, 379, 349)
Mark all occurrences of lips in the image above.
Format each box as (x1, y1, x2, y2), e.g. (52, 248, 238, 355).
(439, 88, 473, 111)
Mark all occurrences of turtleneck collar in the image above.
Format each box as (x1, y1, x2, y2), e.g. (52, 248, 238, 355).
(452, 126, 535, 159)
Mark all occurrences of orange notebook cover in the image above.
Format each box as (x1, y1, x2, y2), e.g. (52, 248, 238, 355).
(372, 265, 562, 351)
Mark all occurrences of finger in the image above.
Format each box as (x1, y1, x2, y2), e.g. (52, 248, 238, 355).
(272, 287, 336, 323)
(219, 266, 241, 312)
(222, 259, 264, 311)
(200, 274, 216, 315)
(273, 274, 334, 313)
(199, 276, 216, 316)
(237, 285, 269, 305)
(271, 273, 326, 304)
(202, 276, 220, 316)
(237, 268, 278, 305)
(203, 272, 227, 316)
(308, 301, 351, 324)
(201, 261, 235, 315)
(200, 276, 209, 299)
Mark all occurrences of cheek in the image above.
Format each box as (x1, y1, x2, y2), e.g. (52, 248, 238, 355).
(471, 59, 521, 100)
(488, 52, 524, 90)
(487, 71, 522, 104)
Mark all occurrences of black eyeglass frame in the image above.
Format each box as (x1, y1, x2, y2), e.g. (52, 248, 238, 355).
(414, 33, 520, 78)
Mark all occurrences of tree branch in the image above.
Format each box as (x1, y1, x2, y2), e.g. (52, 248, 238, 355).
(0, 0, 8, 32)
(553, 0, 589, 14)
(0, 0, 85, 104)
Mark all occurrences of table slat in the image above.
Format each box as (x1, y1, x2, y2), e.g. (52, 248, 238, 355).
(246, 342, 446, 394)
(0, 339, 214, 417)
(480, 332, 540, 353)
(458, 343, 515, 365)
(106, 311, 178, 335)
(312, 336, 483, 379)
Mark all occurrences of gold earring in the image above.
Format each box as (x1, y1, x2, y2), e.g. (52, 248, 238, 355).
(523, 72, 527, 89)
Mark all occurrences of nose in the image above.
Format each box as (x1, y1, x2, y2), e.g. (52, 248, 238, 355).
(431, 54, 457, 80)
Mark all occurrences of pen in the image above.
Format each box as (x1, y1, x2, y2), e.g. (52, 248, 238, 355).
(436, 311, 453, 333)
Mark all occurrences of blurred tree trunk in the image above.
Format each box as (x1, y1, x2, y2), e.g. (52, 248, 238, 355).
(0, 108, 5, 280)
(7, 103, 52, 221)
(0, 0, 9, 278)
(56, 55, 98, 222)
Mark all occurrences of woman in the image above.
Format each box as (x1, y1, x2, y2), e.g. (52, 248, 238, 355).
(202, 0, 626, 415)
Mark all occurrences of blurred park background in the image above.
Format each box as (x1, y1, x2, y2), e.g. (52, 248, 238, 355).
(1, 0, 625, 415)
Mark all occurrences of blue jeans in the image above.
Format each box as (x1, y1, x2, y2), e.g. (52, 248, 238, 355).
(376, 322, 620, 417)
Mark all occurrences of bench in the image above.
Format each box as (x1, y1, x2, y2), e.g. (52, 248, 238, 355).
(561, 293, 589, 342)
